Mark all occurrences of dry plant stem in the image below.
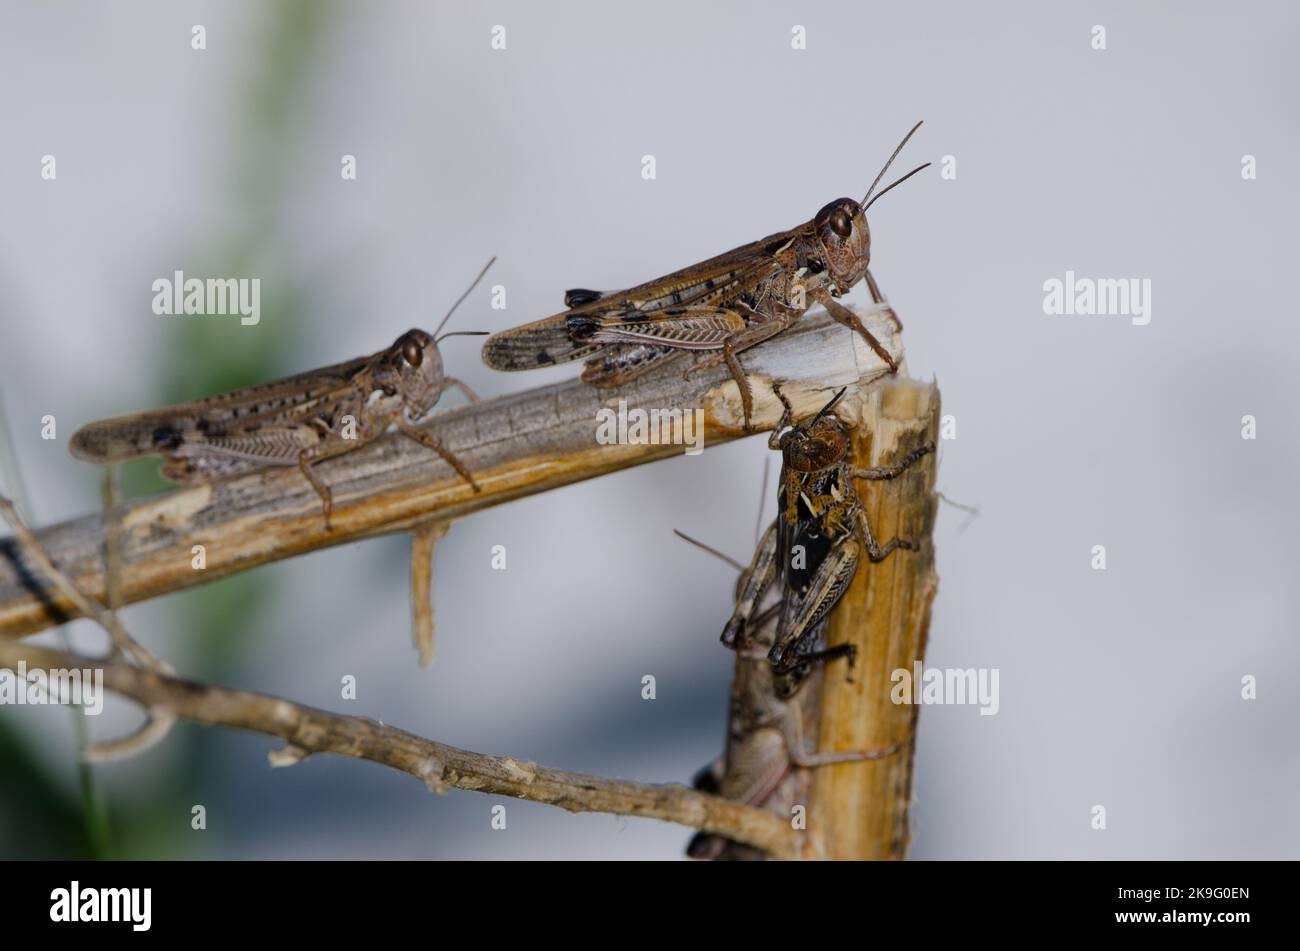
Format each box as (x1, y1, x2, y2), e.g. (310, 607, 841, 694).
(806, 378, 939, 860)
(0, 492, 177, 760)
(0, 640, 801, 857)
(97, 466, 178, 758)
(102, 466, 127, 659)
(100, 467, 165, 674)
(0, 490, 790, 847)
(0, 306, 902, 638)
(410, 520, 449, 667)
(0, 496, 147, 661)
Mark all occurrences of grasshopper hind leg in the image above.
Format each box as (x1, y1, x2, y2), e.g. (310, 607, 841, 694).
(681, 317, 788, 430)
(720, 521, 778, 649)
(295, 419, 381, 530)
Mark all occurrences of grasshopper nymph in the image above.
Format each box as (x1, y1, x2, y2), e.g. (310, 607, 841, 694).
(676, 517, 906, 860)
(722, 385, 933, 694)
(70, 259, 496, 529)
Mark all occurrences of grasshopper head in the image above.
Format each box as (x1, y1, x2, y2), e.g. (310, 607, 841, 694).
(814, 121, 930, 295)
(384, 329, 446, 418)
(814, 197, 871, 292)
(781, 413, 850, 472)
(778, 388, 851, 472)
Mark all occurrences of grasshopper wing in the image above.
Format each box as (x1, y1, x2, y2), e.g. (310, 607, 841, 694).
(69, 356, 370, 463)
(481, 245, 785, 373)
(769, 541, 860, 671)
(569, 301, 762, 387)
(480, 313, 602, 370)
(567, 306, 747, 350)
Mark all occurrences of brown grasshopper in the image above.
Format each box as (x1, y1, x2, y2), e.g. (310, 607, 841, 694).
(69, 259, 496, 529)
(675, 524, 905, 861)
(722, 386, 933, 694)
(481, 123, 929, 429)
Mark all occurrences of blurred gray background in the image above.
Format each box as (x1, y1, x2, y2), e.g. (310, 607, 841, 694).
(1, 1, 1296, 859)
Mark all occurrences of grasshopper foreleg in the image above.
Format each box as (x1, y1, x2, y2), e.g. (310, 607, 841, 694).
(767, 383, 796, 449)
(852, 443, 934, 482)
(851, 442, 932, 560)
(855, 508, 915, 562)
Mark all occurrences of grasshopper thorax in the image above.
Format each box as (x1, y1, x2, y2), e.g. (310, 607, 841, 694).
(379, 329, 446, 418)
(813, 198, 871, 292)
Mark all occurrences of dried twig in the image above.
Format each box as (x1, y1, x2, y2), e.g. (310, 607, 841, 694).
(0, 640, 801, 856)
(1, 489, 794, 850)
(0, 495, 149, 661)
(0, 493, 177, 760)
(409, 520, 449, 666)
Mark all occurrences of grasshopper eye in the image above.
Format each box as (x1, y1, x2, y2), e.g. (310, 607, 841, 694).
(828, 207, 852, 239)
(402, 339, 423, 367)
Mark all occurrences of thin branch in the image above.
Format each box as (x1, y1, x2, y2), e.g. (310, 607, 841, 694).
(0, 492, 177, 759)
(409, 520, 449, 667)
(0, 640, 802, 856)
(1, 488, 796, 851)
(0, 495, 162, 670)
(0, 305, 902, 638)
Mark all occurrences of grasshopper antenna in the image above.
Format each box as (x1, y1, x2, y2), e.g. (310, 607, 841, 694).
(809, 387, 849, 426)
(672, 529, 745, 573)
(754, 456, 771, 546)
(861, 120, 926, 208)
(434, 255, 496, 341)
(937, 491, 980, 534)
(864, 161, 931, 212)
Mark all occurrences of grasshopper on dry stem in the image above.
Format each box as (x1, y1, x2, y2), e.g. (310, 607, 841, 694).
(722, 385, 934, 694)
(481, 123, 929, 429)
(69, 259, 496, 531)
(676, 515, 907, 861)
